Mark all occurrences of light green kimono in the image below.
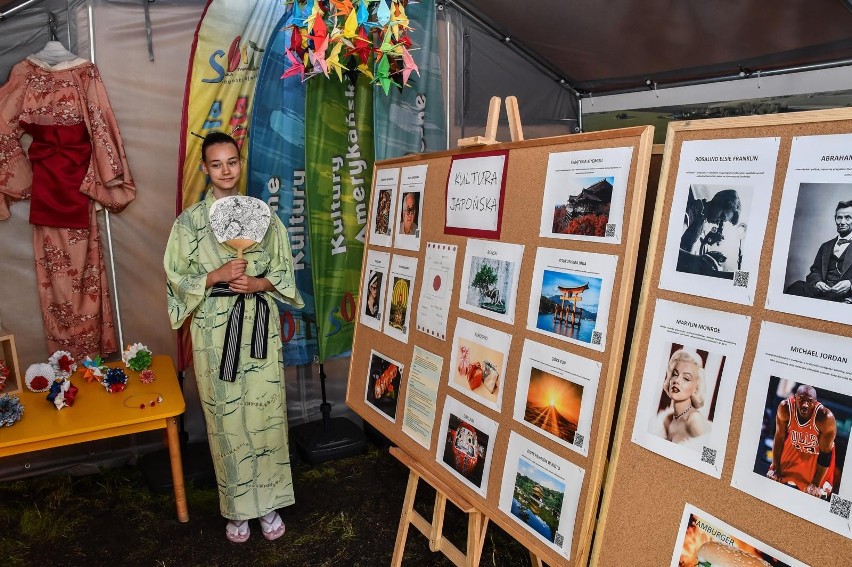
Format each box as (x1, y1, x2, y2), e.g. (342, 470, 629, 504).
(164, 190, 304, 520)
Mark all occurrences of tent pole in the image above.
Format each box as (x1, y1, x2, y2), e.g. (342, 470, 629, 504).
(579, 58, 852, 99)
(0, 0, 43, 20)
(86, 0, 125, 350)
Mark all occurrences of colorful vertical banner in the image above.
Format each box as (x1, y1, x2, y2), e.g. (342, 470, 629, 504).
(373, 0, 446, 160)
(305, 72, 374, 362)
(246, 8, 318, 366)
(177, 0, 287, 211)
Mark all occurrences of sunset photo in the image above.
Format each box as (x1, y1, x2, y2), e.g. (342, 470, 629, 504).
(523, 367, 584, 445)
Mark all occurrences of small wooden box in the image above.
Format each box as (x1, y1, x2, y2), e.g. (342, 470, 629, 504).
(0, 323, 21, 394)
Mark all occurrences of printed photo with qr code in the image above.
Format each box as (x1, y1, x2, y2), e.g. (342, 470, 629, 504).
(526, 247, 617, 352)
(765, 135, 852, 325)
(499, 432, 584, 560)
(658, 137, 780, 306)
(632, 300, 749, 478)
(537, 146, 633, 244)
(436, 396, 497, 497)
(512, 338, 601, 457)
(731, 322, 852, 538)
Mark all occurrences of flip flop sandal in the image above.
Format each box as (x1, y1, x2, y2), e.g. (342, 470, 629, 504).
(259, 511, 286, 541)
(225, 520, 250, 543)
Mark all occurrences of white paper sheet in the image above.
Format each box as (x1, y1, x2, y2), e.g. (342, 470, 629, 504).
(670, 503, 808, 567)
(765, 134, 852, 325)
(394, 164, 428, 251)
(658, 137, 781, 305)
(382, 254, 419, 344)
(498, 432, 585, 560)
(436, 396, 498, 497)
(631, 299, 751, 477)
(731, 322, 852, 538)
(365, 350, 404, 423)
(416, 242, 458, 340)
(368, 167, 400, 248)
(447, 318, 512, 412)
(538, 146, 634, 243)
(526, 247, 617, 351)
(401, 346, 443, 449)
(445, 152, 507, 234)
(458, 239, 525, 325)
(513, 339, 601, 456)
(359, 249, 390, 332)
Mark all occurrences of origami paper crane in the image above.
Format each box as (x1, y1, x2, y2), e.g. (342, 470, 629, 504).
(400, 45, 419, 85)
(281, 48, 307, 80)
(327, 42, 347, 81)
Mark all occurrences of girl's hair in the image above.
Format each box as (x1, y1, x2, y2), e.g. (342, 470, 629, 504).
(664, 349, 706, 408)
(201, 132, 239, 163)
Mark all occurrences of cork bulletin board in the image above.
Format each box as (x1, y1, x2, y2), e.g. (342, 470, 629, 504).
(594, 108, 852, 566)
(346, 126, 654, 565)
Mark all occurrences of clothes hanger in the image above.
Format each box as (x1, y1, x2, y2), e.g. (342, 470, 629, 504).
(31, 13, 79, 65)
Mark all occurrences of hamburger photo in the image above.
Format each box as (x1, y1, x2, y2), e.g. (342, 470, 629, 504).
(696, 542, 771, 567)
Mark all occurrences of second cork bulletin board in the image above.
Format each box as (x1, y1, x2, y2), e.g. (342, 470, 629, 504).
(346, 126, 654, 565)
(594, 108, 852, 566)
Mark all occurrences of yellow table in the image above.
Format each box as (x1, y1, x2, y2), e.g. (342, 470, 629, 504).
(0, 355, 188, 522)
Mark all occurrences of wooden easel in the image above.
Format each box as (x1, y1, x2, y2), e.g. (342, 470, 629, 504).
(390, 446, 489, 567)
(392, 96, 540, 567)
(457, 95, 524, 148)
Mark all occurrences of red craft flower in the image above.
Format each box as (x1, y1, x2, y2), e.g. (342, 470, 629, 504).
(30, 375, 50, 391)
(139, 369, 155, 384)
(108, 383, 126, 394)
(58, 355, 73, 373)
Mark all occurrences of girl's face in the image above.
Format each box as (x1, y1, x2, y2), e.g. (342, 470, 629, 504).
(667, 360, 698, 402)
(202, 142, 241, 193)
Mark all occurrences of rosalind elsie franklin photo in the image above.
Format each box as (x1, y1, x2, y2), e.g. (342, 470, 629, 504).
(784, 186, 852, 304)
(676, 184, 750, 279)
(648, 345, 724, 450)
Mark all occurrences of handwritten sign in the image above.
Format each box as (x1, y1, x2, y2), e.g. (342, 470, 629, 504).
(445, 150, 509, 238)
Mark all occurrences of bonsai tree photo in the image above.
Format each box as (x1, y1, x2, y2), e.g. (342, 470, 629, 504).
(471, 262, 506, 313)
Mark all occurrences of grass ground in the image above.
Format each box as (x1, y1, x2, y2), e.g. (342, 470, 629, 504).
(0, 445, 532, 566)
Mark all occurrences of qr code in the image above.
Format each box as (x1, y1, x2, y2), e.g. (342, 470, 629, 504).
(701, 446, 717, 466)
(554, 532, 564, 547)
(830, 494, 851, 519)
(605, 224, 616, 238)
(733, 271, 750, 288)
(573, 433, 584, 448)
(591, 331, 602, 345)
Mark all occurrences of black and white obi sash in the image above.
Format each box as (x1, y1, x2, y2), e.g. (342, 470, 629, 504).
(209, 281, 270, 382)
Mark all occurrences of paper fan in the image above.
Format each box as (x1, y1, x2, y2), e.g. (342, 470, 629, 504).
(208, 196, 271, 258)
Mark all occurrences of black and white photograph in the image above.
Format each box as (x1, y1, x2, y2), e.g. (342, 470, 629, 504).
(766, 134, 852, 326)
(731, 322, 852, 538)
(659, 137, 780, 305)
(632, 300, 750, 478)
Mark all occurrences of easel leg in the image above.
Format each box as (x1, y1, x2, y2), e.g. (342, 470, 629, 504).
(529, 550, 544, 567)
(392, 470, 420, 567)
(466, 512, 489, 567)
(431, 491, 448, 552)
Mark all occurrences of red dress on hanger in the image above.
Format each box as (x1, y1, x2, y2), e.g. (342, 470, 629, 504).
(0, 56, 136, 358)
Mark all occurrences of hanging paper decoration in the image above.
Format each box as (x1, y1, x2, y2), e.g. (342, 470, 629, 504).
(284, 0, 420, 93)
